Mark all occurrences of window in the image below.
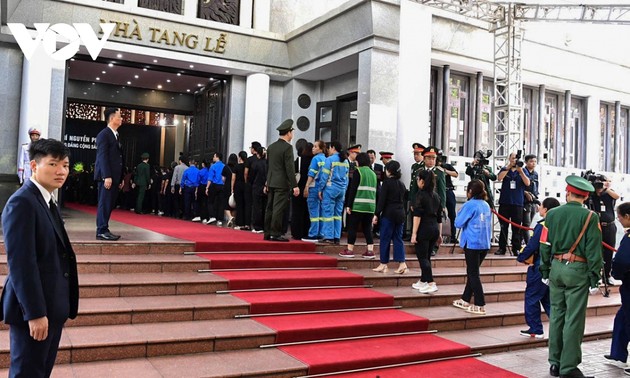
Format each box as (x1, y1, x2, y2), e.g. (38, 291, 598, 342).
(567, 98, 584, 168)
(542, 93, 559, 165)
(600, 103, 615, 171)
(620, 108, 629, 173)
(138, 0, 183, 15)
(448, 74, 470, 157)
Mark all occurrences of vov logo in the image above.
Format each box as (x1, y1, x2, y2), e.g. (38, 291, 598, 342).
(8, 23, 116, 61)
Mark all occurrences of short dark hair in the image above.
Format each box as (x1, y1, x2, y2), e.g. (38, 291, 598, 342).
(180, 156, 189, 165)
(251, 141, 261, 150)
(104, 107, 119, 123)
(542, 197, 560, 210)
(367, 149, 376, 156)
(618, 202, 630, 217)
(238, 151, 248, 162)
(214, 152, 223, 161)
(355, 152, 370, 167)
(29, 139, 70, 162)
(385, 160, 401, 180)
(525, 154, 537, 162)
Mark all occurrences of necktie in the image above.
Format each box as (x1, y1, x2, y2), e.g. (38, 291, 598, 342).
(49, 199, 64, 232)
(115, 132, 119, 140)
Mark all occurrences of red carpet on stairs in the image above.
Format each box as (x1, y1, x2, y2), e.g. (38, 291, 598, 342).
(255, 309, 429, 343)
(66, 202, 315, 252)
(215, 270, 365, 290)
(198, 253, 338, 269)
(280, 333, 472, 375)
(332, 357, 524, 377)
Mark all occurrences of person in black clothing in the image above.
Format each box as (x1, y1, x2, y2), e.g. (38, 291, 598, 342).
(244, 141, 262, 230)
(291, 141, 313, 240)
(439, 153, 459, 243)
(149, 165, 161, 214)
(223, 154, 237, 227)
(588, 178, 620, 285)
(372, 160, 407, 274)
(233, 151, 248, 230)
(411, 169, 443, 294)
(522, 154, 539, 245)
(250, 147, 267, 233)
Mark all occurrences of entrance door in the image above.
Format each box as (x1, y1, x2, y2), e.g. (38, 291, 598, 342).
(316, 100, 337, 142)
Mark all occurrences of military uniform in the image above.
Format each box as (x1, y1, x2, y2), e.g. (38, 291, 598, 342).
(420, 146, 446, 210)
(16, 128, 41, 184)
(406, 144, 425, 237)
(134, 153, 151, 214)
(539, 176, 603, 378)
(264, 120, 298, 241)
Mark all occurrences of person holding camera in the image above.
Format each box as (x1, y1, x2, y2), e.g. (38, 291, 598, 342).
(495, 151, 530, 256)
(588, 175, 620, 286)
(465, 150, 497, 209)
(522, 154, 539, 245)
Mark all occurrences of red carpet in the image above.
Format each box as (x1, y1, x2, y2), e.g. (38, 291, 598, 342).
(215, 270, 364, 290)
(280, 333, 471, 375)
(66, 203, 315, 252)
(255, 309, 429, 343)
(333, 357, 525, 377)
(233, 288, 395, 314)
(198, 253, 337, 269)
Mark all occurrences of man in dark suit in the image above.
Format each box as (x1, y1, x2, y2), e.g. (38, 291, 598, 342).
(264, 119, 299, 242)
(132, 152, 151, 214)
(94, 107, 124, 240)
(1, 138, 79, 377)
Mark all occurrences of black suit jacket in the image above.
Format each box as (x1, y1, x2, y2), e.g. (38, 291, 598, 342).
(94, 127, 123, 183)
(0, 180, 79, 325)
(372, 163, 384, 182)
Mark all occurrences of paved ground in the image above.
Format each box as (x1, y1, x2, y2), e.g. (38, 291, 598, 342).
(479, 338, 627, 378)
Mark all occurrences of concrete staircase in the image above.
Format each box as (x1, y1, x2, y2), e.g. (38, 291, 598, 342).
(0, 240, 618, 377)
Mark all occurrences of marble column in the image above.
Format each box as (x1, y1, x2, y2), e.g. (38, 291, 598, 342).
(585, 95, 601, 169)
(243, 73, 270, 150)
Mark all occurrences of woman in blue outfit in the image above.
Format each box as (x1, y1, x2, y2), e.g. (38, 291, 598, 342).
(302, 140, 327, 242)
(317, 141, 349, 244)
(372, 161, 407, 274)
(605, 202, 630, 374)
(453, 179, 493, 315)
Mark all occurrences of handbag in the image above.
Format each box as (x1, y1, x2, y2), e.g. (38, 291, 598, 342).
(228, 193, 236, 209)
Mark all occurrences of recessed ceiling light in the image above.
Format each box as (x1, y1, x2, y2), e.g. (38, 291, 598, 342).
(197, 83, 202, 87)
(189, 64, 194, 68)
(116, 91, 119, 93)
(117, 54, 122, 58)
(127, 81, 131, 85)
(209, 78, 214, 81)
(153, 59, 158, 63)
(92, 83, 95, 85)
(83, 92, 86, 95)
(108, 63, 114, 67)
(166, 79, 171, 83)
(134, 75, 139, 79)
(225, 70, 230, 73)
(102, 71, 106, 74)
(159, 119, 166, 126)
(177, 73, 181, 76)
(171, 97, 174, 100)
(186, 89, 190, 92)
(96, 77, 100, 80)
(70, 58, 75, 61)
(157, 85, 162, 89)
(143, 68, 148, 71)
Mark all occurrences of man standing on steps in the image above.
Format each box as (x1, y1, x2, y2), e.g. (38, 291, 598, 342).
(94, 107, 124, 241)
(539, 175, 603, 378)
(1, 139, 79, 377)
(264, 119, 299, 242)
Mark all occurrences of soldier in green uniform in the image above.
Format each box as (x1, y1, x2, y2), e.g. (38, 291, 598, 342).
(264, 119, 299, 242)
(133, 152, 151, 214)
(539, 175, 603, 378)
(406, 143, 424, 239)
(421, 146, 446, 212)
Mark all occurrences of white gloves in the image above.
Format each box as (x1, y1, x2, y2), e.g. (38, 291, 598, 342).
(541, 278, 549, 286)
(589, 287, 599, 295)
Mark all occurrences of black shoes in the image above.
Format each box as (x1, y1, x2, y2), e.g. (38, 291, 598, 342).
(550, 364, 559, 377)
(96, 232, 121, 241)
(269, 236, 289, 242)
(494, 249, 506, 256)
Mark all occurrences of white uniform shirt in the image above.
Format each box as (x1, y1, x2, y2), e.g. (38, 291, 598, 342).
(17, 143, 31, 184)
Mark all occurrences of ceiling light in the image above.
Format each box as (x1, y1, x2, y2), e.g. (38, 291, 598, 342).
(134, 75, 139, 79)
(127, 81, 131, 85)
(153, 59, 158, 63)
(70, 58, 75, 61)
(186, 89, 190, 92)
(116, 91, 119, 93)
(117, 54, 122, 58)
(108, 63, 114, 67)
(225, 70, 230, 73)
(174, 119, 179, 125)
(189, 64, 194, 68)
(92, 83, 95, 85)
(159, 119, 166, 126)
(177, 73, 181, 76)
(102, 71, 106, 74)
(197, 83, 202, 87)
(83, 92, 87, 95)
(96, 77, 100, 80)
(166, 79, 171, 83)
(157, 85, 162, 89)
(143, 68, 148, 71)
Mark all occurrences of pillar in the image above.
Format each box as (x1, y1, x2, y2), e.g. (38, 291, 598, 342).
(253, 0, 271, 31)
(243, 73, 270, 150)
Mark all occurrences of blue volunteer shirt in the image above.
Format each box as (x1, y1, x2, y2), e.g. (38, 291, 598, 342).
(498, 168, 530, 206)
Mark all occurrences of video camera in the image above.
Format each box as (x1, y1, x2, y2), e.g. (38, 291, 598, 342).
(437, 149, 447, 165)
(514, 150, 524, 168)
(581, 169, 606, 190)
(466, 150, 492, 180)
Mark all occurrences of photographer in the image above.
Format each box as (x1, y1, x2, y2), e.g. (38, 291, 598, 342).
(495, 151, 530, 256)
(522, 154, 539, 245)
(465, 150, 497, 209)
(586, 173, 620, 285)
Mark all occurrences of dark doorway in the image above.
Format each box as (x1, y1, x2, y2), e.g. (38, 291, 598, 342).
(315, 92, 358, 149)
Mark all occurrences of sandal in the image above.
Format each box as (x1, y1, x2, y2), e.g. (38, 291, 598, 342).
(466, 305, 486, 315)
(452, 299, 470, 310)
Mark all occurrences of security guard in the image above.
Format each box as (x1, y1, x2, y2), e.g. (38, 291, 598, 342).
(133, 152, 151, 214)
(318, 141, 349, 244)
(540, 175, 603, 378)
(17, 127, 41, 184)
(264, 119, 299, 242)
(347, 144, 362, 179)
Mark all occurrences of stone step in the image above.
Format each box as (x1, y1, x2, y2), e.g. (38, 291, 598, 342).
(318, 242, 505, 256)
(335, 253, 522, 270)
(0, 241, 195, 256)
(0, 254, 210, 275)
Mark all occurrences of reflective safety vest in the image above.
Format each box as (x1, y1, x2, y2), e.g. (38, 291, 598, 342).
(352, 166, 377, 214)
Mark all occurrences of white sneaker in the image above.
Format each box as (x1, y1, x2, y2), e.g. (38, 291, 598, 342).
(252, 229, 264, 234)
(206, 217, 217, 224)
(158, 211, 164, 216)
(192, 217, 201, 222)
(216, 221, 223, 226)
(412, 281, 428, 291)
(420, 283, 438, 294)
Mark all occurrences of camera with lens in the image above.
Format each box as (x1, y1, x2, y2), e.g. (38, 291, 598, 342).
(514, 150, 524, 168)
(437, 149, 447, 165)
(581, 169, 606, 190)
(466, 150, 492, 179)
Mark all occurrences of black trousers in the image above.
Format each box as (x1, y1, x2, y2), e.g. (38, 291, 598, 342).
(415, 238, 438, 282)
(602, 223, 617, 280)
(207, 184, 225, 220)
(462, 247, 488, 306)
(252, 191, 267, 231)
(244, 183, 253, 227)
(446, 189, 457, 239)
(265, 187, 290, 238)
(498, 203, 524, 253)
(197, 185, 209, 221)
(346, 211, 374, 245)
(291, 194, 310, 240)
(234, 184, 246, 227)
(9, 322, 63, 378)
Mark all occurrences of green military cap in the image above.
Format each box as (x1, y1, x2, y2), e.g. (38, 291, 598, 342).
(566, 175, 594, 196)
(276, 119, 294, 132)
(347, 144, 362, 153)
(141, 152, 150, 159)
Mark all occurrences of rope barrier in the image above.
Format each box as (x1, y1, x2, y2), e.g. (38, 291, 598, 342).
(489, 208, 617, 252)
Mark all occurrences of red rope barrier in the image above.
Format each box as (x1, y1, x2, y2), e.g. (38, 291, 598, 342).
(489, 209, 617, 252)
